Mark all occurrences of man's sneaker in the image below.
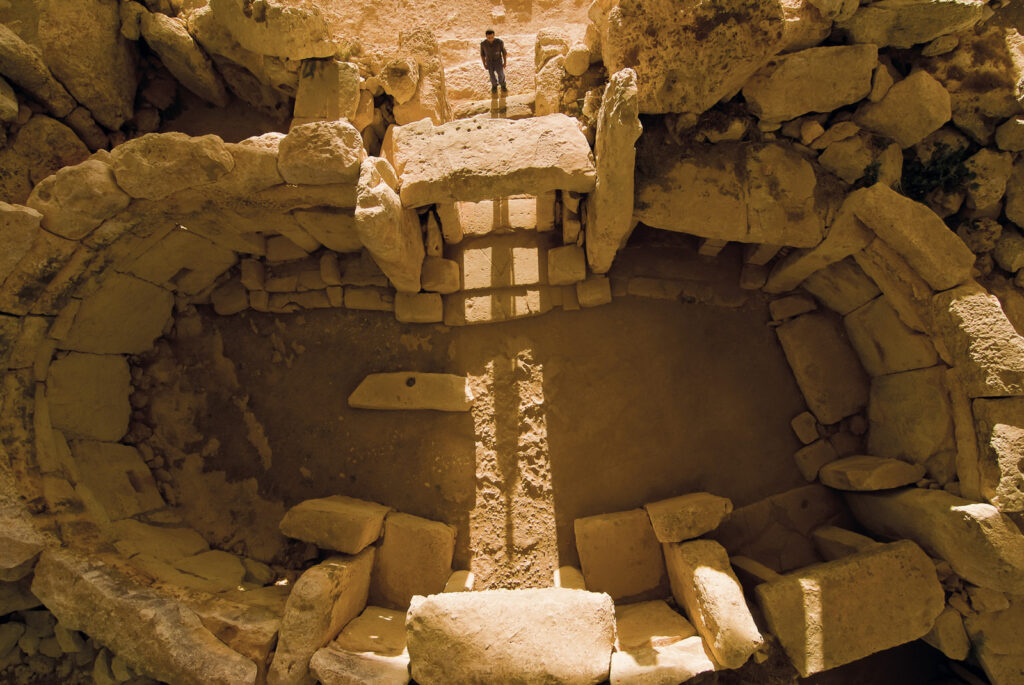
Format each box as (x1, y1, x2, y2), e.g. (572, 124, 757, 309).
(500, 85, 508, 92)
(491, 86, 498, 93)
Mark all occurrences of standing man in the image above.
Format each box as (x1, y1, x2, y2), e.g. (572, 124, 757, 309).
(481, 29, 507, 94)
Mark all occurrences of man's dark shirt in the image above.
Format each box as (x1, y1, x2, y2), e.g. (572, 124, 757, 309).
(481, 38, 507, 68)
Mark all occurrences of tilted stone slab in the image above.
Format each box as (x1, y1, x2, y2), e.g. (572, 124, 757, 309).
(70, 441, 164, 522)
(818, 456, 926, 491)
(279, 495, 391, 554)
(973, 398, 1024, 512)
(31, 549, 257, 685)
(755, 540, 944, 677)
(349, 373, 473, 412)
(59, 272, 174, 355)
(370, 512, 456, 610)
(0, 24, 75, 118)
(643, 492, 733, 543)
(354, 157, 423, 293)
(844, 295, 938, 376)
(406, 588, 615, 685)
(867, 364, 956, 471)
(846, 488, 1024, 594)
(26, 159, 131, 240)
(575, 508, 669, 602)
(801, 258, 880, 316)
(934, 282, 1024, 398)
(392, 114, 596, 208)
(0, 505, 47, 582)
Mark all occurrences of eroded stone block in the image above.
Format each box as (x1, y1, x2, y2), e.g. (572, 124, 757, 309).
(279, 496, 391, 555)
(574, 509, 668, 602)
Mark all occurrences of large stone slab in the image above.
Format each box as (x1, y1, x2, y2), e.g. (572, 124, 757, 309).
(973, 398, 1024, 512)
(369, 512, 455, 610)
(110, 133, 234, 200)
(70, 441, 164, 522)
(279, 495, 391, 554)
(207, 0, 335, 60)
(588, 68, 642, 274)
(25, 159, 131, 240)
(593, 0, 785, 115)
(47, 353, 130, 442)
(0, 24, 75, 119)
(743, 45, 877, 123)
(348, 373, 473, 412)
(127, 227, 237, 295)
(391, 114, 596, 207)
(755, 540, 944, 677)
(32, 549, 257, 685)
(354, 158, 424, 293)
(776, 313, 869, 425)
(854, 71, 951, 147)
(59, 273, 173, 355)
(843, 296, 938, 376)
(934, 282, 1024, 398)
(268, 550, 374, 685)
(854, 238, 935, 334)
(140, 12, 229, 107)
(574, 508, 668, 602)
(867, 366, 955, 468)
(846, 488, 1024, 594)
(836, 0, 989, 48)
(643, 492, 733, 543)
(279, 120, 363, 186)
(663, 539, 763, 669)
(406, 588, 615, 685)
(818, 456, 926, 491)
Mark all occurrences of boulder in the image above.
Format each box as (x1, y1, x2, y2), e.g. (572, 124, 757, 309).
(854, 71, 951, 148)
(369, 512, 455, 609)
(973, 398, 1024, 512)
(587, 68, 642, 274)
(58, 273, 173, 355)
(743, 45, 877, 123)
(310, 645, 410, 685)
(854, 238, 935, 334)
(279, 496, 391, 554)
(933, 282, 1024, 397)
(25, 159, 131, 240)
(293, 59, 360, 122)
(836, 0, 987, 48)
(0, 203, 46, 285)
(755, 540, 944, 677)
(139, 12, 229, 107)
(818, 456, 926, 491)
(564, 43, 591, 77)
(406, 588, 615, 685)
(0, 116, 90, 205)
(379, 57, 419, 105)
(775, 313, 869, 425)
(111, 133, 234, 200)
(643, 493, 733, 543)
(268, 550, 375, 685)
(354, 157, 424, 293)
(0, 24, 74, 118)
(279, 120, 363, 185)
(32, 549, 257, 685)
(348, 372, 472, 412)
(843, 296, 938, 376)
(924, 607, 970, 661)
(593, 0, 785, 115)
(867, 366, 955, 467)
(574, 509, 668, 602)
(47, 353, 129, 442)
(391, 114, 596, 207)
(38, 0, 136, 130)
(208, 0, 335, 60)
(70, 441, 164, 521)
(392, 29, 451, 126)
(846, 488, 1024, 594)
(663, 539, 763, 669)
(964, 149, 1013, 211)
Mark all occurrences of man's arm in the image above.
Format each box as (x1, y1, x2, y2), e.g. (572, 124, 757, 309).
(481, 43, 487, 67)
(501, 41, 507, 66)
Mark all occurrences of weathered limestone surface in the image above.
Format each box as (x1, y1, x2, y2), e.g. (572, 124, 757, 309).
(811, 525, 878, 561)
(294, 59, 360, 123)
(588, 68, 641, 274)
(0, 506, 47, 582)
(127, 228, 237, 295)
(392, 115, 596, 207)
(867, 366, 955, 468)
(0, 203, 45, 285)
(47, 353, 130, 442)
(406, 588, 615, 685)
(0, 116, 90, 205)
(279, 496, 391, 554)
(846, 488, 1024, 594)
(108, 519, 208, 563)
(973, 398, 1024, 512)
(854, 238, 935, 334)
(756, 540, 944, 677)
(934, 282, 1024, 398)
(269, 550, 374, 685)
(854, 71, 951, 147)
(924, 607, 970, 661)
(644, 492, 733, 543)
(32, 549, 257, 685)
(139, 12, 230, 107)
(370, 512, 455, 609)
(354, 158, 424, 293)
(279, 120, 363, 186)
(60, 273, 173, 355)
(348, 373, 473, 412)
(310, 645, 410, 685)
(0, 24, 75, 118)
(663, 539, 763, 669)
(743, 45, 877, 123)
(110, 133, 234, 200)
(71, 441, 164, 521)
(844, 296, 937, 376)
(335, 605, 407, 656)
(208, 0, 335, 60)
(819, 456, 926, 491)
(26, 159, 131, 240)
(593, 0, 785, 115)
(776, 313, 869, 425)
(392, 29, 452, 126)
(574, 508, 668, 601)
(837, 0, 989, 49)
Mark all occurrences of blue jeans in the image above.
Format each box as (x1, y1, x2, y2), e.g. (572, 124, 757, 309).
(487, 64, 506, 89)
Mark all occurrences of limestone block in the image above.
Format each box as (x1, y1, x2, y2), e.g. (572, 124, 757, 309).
(379, 57, 419, 105)
(663, 539, 763, 669)
(451, 196, 539, 237)
(997, 116, 1024, 152)
(26, 160, 130, 240)
(32, 549, 257, 685)
(0, 507, 46, 582)
(610, 636, 716, 685)
(444, 570, 474, 592)
(775, 313, 869, 425)
(643, 493, 733, 544)
(564, 42, 591, 76)
(349, 373, 472, 412)
(743, 45, 877, 123)
(0, 203, 45, 285)
(577, 276, 612, 307)
(211, 280, 248, 316)
(755, 540, 944, 677)
(335, 606, 407, 656)
(594, 0, 785, 115)
(59, 273, 173, 355)
(268, 550, 374, 685)
(934, 282, 1024, 397)
(973, 398, 1024, 512)
(548, 244, 586, 286)
(47, 353, 129, 442)
(310, 645, 410, 685)
(844, 296, 938, 376)
(110, 133, 234, 200)
(836, 0, 989, 48)
(174, 551, 246, 591)
(354, 158, 424, 293)
(854, 238, 934, 334)
(811, 525, 878, 561)
(279, 495, 391, 554)
(846, 488, 1024, 594)
(140, 12, 229, 107)
(207, 0, 334, 60)
(128, 228, 237, 295)
(394, 292, 443, 324)
(0, 224, 78, 315)
(819, 456, 926, 491)
(344, 287, 394, 312)
(867, 366, 955, 467)
(967, 585, 1010, 614)
(420, 257, 459, 294)
(994, 229, 1024, 273)
(791, 412, 820, 445)
(588, 68, 642, 274)
(794, 439, 838, 482)
(574, 509, 668, 602)
(964, 149, 1013, 210)
(370, 512, 455, 609)
(108, 520, 208, 564)
(38, 0, 135, 129)
(279, 120, 363, 186)
(391, 29, 451, 127)
(769, 295, 816, 321)
(184, 595, 281, 679)
(70, 441, 163, 522)
(392, 114, 596, 207)
(1009, 159, 1024, 230)
(964, 595, 1024, 656)
(854, 71, 951, 147)
(294, 59, 360, 122)
(0, 24, 75, 119)
(406, 588, 615, 685)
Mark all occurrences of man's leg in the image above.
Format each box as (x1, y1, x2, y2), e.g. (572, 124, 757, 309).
(496, 64, 507, 90)
(488, 66, 498, 92)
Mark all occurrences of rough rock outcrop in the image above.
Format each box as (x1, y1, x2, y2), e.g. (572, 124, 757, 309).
(973, 398, 1024, 512)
